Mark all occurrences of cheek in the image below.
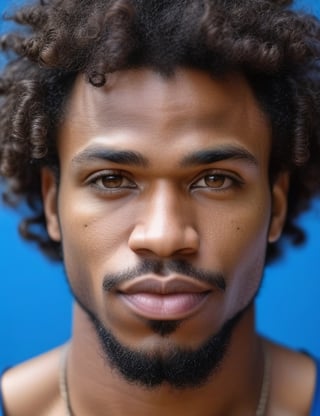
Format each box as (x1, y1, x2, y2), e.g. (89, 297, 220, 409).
(200, 197, 271, 309)
(58, 194, 135, 305)
(202, 195, 270, 259)
(225, 210, 270, 264)
(228, 207, 271, 310)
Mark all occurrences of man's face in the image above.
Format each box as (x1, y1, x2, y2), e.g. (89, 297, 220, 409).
(42, 68, 287, 386)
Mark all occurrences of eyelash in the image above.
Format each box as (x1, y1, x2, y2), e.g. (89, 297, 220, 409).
(191, 171, 243, 191)
(86, 170, 243, 193)
(87, 170, 136, 192)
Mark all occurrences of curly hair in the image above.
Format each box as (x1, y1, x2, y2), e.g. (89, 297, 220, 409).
(0, 0, 320, 263)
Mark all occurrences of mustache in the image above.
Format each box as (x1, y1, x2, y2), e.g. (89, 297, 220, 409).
(103, 259, 226, 292)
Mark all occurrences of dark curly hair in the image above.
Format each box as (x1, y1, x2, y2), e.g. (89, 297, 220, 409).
(0, 0, 320, 263)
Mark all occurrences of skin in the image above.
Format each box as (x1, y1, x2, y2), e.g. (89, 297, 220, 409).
(1, 68, 316, 415)
(47, 68, 284, 348)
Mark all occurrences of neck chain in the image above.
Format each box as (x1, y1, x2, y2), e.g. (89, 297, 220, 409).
(59, 346, 74, 416)
(59, 345, 271, 416)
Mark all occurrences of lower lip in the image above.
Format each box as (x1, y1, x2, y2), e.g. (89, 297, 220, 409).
(119, 292, 209, 320)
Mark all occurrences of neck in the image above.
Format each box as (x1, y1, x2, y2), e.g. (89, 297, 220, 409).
(66, 303, 265, 416)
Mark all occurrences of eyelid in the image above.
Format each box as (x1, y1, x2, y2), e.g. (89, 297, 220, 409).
(86, 169, 136, 190)
(191, 169, 244, 190)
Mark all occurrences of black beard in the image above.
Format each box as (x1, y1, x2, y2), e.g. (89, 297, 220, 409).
(86, 304, 247, 390)
(147, 319, 182, 336)
(64, 259, 252, 389)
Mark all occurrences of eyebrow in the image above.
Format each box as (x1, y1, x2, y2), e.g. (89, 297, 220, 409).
(72, 147, 148, 167)
(180, 145, 258, 167)
(71, 144, 258, 169)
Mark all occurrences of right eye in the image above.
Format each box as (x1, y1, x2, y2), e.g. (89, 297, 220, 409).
(88, 171, 137, 192)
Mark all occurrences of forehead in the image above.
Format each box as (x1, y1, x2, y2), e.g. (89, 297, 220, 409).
(58, 68, 271, 164)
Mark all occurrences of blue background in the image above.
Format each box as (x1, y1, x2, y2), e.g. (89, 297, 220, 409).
(0, 0, 320, 371)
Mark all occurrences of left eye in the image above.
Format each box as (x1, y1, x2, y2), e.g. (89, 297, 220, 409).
(192, 174, 234, 190)
(90, 173, 136, 190)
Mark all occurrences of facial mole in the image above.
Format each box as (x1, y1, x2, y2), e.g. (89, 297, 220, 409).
(84, 224, 88, 228)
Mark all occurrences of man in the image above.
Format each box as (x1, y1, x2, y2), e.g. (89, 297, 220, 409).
(1, 0, 320, 414)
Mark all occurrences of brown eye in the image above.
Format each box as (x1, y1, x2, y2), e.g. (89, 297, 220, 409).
(204, 174, 226, 188)
(89, 172, 136, 191)
(191, 172, 237, 191)
(100, 175, 124, 188)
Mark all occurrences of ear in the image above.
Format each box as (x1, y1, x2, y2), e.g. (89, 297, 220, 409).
(41, 167, 61, 242)
(268, 172, 290, 243)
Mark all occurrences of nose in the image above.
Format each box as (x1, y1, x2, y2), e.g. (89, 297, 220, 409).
(128, 182, 200, 257)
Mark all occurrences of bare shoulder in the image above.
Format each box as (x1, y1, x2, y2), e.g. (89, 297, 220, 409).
(266, 339, 317, 415)
(1, 345, 66, 416)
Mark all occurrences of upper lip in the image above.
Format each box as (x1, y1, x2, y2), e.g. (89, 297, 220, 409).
(117, 275, 213, 295)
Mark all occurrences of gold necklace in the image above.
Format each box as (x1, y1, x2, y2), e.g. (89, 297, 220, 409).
(59, 345, 271, 416)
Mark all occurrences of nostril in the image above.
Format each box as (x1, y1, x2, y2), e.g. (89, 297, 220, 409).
(128, 222, 199, 257)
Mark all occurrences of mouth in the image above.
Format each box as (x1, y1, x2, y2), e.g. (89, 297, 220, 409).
(117, 275, 213, 320)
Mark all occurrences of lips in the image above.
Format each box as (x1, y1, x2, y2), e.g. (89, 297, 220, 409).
(117, 275, 212, 320)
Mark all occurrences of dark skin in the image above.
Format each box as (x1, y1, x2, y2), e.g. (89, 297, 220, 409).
(2, 68, 316, 415)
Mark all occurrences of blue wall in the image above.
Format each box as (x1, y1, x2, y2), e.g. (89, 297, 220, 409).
(0, 0, 320, 371)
